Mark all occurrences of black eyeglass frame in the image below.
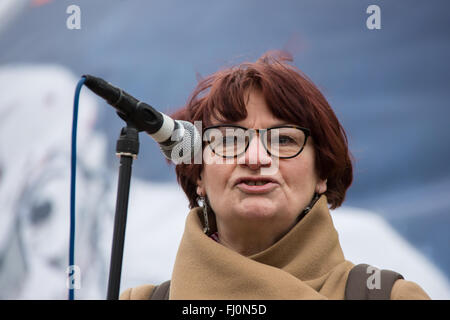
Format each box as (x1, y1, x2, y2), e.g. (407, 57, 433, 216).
(203, 124, 311, 159)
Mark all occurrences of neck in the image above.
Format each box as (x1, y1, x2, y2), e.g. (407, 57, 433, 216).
(215, 217, 295, 256)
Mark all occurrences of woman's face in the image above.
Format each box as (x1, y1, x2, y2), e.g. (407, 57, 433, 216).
(197, 89, 327, 246)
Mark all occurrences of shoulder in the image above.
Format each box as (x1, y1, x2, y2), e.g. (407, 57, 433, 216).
(390, 279, 431, 300)
(119, 284, 156, 300)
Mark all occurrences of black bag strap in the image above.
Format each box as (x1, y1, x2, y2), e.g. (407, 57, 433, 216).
(149, 280, 171, 300)
(345, 263, 404, 300)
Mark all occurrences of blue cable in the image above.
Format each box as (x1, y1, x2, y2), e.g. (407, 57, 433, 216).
(69, 76, 86, 300)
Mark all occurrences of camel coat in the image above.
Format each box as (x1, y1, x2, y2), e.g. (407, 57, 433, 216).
(120, 195, 430, 300)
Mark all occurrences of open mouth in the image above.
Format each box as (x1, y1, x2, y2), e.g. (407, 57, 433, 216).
(235, 177, 278, 194)
(235, 176, 277, 185)
(241, 180, 270, 186)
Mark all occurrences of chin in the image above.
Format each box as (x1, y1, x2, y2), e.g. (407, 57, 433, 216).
(237, 199, 279, 219)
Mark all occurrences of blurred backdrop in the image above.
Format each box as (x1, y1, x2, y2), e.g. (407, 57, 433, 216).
(0, 0, 449, 299)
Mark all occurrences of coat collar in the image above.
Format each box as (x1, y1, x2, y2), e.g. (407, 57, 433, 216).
(170, 194, 353, 299)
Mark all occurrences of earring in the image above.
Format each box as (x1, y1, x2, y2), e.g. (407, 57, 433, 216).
(296, 192, 321, 223)
(199, 196, 210, 234)
(303, 192, 320, 215)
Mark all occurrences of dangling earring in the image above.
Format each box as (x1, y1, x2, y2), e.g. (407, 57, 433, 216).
(199, 196, 210, 234)
(296, 192, 321, 223)
(303, 192, 320, 215)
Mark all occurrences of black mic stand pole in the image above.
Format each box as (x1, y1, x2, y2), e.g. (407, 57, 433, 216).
(107, 124, 139, 300)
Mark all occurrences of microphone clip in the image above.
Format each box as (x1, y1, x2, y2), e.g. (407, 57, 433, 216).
(115, 125, 140, 159)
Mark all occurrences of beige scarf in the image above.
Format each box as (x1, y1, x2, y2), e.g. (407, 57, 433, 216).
(170, 195, 355, 299)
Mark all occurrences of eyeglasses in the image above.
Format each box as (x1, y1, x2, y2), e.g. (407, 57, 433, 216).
(203, 125, 311, 159)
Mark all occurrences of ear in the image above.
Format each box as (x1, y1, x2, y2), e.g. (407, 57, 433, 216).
(315, 178, 328, 194)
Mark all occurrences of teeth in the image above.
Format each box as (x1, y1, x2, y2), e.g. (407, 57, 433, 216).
(244, 181, 268, 186)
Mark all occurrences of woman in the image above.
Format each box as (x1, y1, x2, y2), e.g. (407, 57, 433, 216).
(120, 51, 430, 300)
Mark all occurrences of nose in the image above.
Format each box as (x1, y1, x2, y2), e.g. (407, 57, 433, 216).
(237, 132, 272, 169)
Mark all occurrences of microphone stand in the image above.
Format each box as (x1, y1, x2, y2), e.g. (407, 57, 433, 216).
(107, 124, 139, 300)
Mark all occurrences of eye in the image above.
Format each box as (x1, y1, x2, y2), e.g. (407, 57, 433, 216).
(278, 135, 297, 145)
(30, 200, 52, 225)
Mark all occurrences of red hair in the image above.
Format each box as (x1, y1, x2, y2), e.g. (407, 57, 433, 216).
(170, 51, 353, 210)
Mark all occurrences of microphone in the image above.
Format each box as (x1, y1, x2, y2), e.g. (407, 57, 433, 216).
(82, 74, 201, 164)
